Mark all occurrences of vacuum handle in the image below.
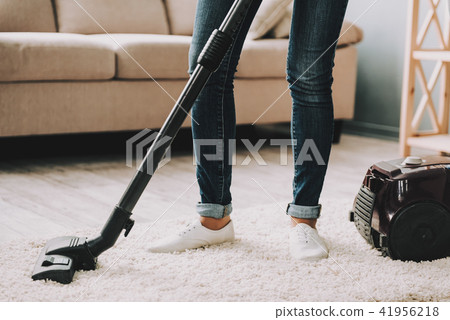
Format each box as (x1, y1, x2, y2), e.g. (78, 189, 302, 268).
(117, 0, 259, 213)
(198, 0, 258, 72)
(220, 0, 256, 36)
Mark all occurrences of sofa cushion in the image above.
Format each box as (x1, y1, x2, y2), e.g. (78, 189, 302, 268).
(0, 0, 56, 32)
(248, 0, 293, 40)
(268, 2, 293, 39)
(89, 34, 192, 79)
(336, 21, 364, 47)
(0, 33, 115, 82)
(165, 0, 197, 35)
(237, 39, 288, 78)
(55, 0, 169, 34)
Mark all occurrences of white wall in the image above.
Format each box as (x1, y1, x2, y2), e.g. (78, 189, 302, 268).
(343, 0, 409, 139)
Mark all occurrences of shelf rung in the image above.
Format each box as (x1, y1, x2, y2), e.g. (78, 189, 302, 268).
(407, 134, 450, 153)
(413, 50, 450, 61)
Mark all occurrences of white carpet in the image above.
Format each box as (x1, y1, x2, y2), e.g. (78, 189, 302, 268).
(1, 198, 449, 302)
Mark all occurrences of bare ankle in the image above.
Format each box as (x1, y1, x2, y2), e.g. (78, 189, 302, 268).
(290, 217, 317, 229)
(200, 216, 231, 230)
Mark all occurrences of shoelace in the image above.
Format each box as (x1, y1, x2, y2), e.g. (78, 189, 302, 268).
(296, 226, 311, 244)
(179, 223, 197, 236)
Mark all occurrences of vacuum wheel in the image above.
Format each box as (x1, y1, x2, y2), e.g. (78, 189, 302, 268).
(389, 202, 450, 261)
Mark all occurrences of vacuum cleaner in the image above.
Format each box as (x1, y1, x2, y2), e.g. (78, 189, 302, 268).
(350, 155, 450, 261)
(32, 0, 261, 284)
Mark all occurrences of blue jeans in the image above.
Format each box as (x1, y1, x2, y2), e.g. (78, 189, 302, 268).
(189, 0, 348, 219)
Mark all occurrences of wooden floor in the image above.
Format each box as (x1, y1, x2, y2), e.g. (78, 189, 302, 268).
(0, 134, 422, 243)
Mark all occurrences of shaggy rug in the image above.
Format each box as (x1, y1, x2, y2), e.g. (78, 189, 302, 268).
(1, 198, 449, 302)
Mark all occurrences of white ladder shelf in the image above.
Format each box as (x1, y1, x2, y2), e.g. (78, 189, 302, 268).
(400, 0, 450, 155)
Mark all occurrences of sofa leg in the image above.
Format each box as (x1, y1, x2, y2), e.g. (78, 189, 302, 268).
(333, 120, 343, 144)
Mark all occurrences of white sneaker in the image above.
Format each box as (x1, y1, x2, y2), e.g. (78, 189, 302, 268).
(148, 219, 235, 253)
(289, 223, 329, 261)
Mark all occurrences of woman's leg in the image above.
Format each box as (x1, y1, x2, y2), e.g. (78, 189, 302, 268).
(189, 0, 260, 226)
(149, 0, 262, 253)
(287, 0, 348, 261)
(286, 0, 349, 225)
(149, 1, 261, 253)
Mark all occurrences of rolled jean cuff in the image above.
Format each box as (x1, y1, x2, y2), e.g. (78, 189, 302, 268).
(286, 203, 322, 219)
(196, 203, 232, 219)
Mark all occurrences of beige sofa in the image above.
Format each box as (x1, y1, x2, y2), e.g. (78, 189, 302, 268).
(0, 0, 363, 137)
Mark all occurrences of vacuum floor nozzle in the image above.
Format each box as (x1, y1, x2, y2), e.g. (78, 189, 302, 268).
(32, 236, 97, 284)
